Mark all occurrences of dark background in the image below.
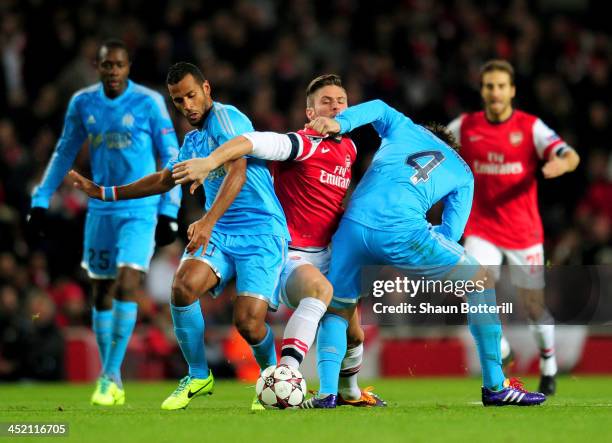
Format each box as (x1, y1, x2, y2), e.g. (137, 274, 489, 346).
(1, 0, 610, 380)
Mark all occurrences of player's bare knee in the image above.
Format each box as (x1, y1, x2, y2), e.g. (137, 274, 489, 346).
(115, 268, 143, 300)
(171, 260, 217, 306)
(287, 265, 332, 306)
(171, 274, 199, 306)
(307, 277, 333, 305)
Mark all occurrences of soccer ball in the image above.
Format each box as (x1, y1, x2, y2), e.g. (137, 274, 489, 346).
(255, 365, 306, 409)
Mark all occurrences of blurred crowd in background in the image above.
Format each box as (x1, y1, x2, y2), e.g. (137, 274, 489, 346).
(1, 0, 611, 380)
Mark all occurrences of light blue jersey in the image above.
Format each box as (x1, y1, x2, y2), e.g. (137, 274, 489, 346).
(167, 102, 289, 309)
(32, 80, 181, 217)
(321, 101, 506, 395)
(336, 99, 473, 242)
(328, 100, 477, 306)
(166, 102, 289, 240)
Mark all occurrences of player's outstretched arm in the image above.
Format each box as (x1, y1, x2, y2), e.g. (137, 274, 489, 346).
(69, 169, 175, 201)
(174, 132, 299, 194)
(185, 158, 247, 253)
(31, 95, 87, 211)
(309, 99, 406, 140)
(172, 135, 253, 189)
(542, 148, 580, 179)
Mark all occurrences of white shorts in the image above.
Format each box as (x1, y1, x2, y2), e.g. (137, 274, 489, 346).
(464, 236, 545, 290)
(279, 247, 331, 308)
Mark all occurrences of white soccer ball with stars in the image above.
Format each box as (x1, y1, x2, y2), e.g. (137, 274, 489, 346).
(255, 364, 307, 409)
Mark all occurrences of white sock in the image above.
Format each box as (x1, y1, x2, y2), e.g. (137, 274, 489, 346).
(500, 335, 512, 360)
(530, 318, 557, 376)
(279, 297, 327, 368)
(338, 343, 363, 400)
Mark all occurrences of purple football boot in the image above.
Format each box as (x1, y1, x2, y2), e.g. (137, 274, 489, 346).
(300, 394, 337, 409)
(482, 378, 546, 406)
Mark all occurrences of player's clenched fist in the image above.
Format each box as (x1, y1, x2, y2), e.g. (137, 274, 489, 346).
(69, 170, 103, 199)
(305, 116, 340, 136)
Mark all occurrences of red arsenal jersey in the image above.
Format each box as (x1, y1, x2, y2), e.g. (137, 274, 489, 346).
(448, 110, 567, 249)
(270, 129, 356, 248)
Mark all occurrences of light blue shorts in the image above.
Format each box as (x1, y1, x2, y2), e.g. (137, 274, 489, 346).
(81, 209, 157, 279)
(327, 217, 479, 309)
(182, 230, 287, 310)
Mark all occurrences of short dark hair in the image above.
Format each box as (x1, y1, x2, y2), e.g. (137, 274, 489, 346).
(425, 122, 460, 151)
(480, 59, 515, 85)
(306, 74, 344, 107)
(97, 39, 130, 62)
(166, 62, 206, 85)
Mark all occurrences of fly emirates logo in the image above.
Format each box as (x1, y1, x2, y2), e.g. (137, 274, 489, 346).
(473, 152, 523, 175)
(320, 165, 350, 189)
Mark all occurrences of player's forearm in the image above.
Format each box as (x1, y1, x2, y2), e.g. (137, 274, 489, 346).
(439, 185, 473, 241)
(207, 136, 254, 170)
(201, 158, 246, 226)
(31, 145, 81, 208)
(115, 169, 175, 200)
(335, 99, 400, 135)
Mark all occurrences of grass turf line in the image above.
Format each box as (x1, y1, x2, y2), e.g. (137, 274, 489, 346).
(2, 376, 612, 443)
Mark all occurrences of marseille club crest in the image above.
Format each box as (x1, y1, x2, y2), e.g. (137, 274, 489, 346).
(122, 113, 135, 128)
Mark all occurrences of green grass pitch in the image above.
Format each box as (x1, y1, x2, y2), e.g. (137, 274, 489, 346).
(2, 376, 612, 443)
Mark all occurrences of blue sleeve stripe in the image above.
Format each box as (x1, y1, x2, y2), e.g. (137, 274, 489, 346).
(220, 107, 237, 134)
(214, 105, 237, 136)
(213, 107, 229, 134)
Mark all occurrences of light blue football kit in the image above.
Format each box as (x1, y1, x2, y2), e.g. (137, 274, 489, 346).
(328, 100, 476, 307)
(317, 100, 505, 395)
(166, 102, 290, 310)
(32, 80, 181, 278)
(31, 80, 181, 387)
(165, 102, 290, 377)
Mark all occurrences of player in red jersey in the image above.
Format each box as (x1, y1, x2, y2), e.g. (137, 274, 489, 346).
(173, 74, 385, 407)
(448, 60, 580, 395)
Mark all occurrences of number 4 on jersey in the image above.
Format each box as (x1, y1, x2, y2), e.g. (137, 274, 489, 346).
(406, 150, 445, 184)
